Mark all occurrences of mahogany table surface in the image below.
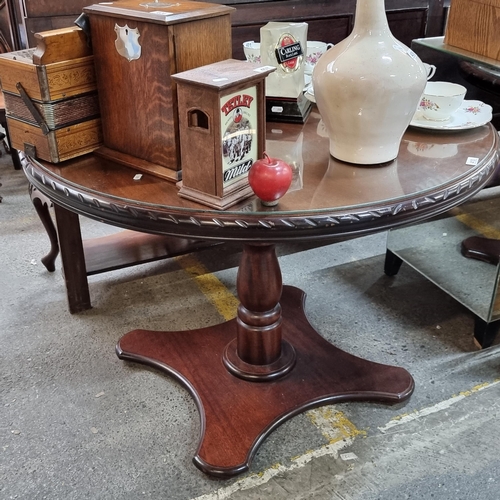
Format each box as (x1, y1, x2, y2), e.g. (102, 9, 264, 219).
(20, 110, 500, 478)
(23, 110, 500, 244)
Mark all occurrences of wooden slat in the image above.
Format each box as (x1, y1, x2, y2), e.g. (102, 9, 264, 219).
(33, 27, 92, 65)
(83, 230, 219, 275)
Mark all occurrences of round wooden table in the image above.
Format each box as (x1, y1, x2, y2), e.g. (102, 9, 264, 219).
(22, 113, 500, 477)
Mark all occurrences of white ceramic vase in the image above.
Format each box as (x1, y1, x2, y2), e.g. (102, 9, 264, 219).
(312, 0, 427, 165)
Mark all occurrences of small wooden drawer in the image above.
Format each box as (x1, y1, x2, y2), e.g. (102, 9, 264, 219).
(7, 116, 103, 163)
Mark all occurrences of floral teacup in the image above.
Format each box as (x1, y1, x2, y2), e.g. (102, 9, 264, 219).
(305, 41, 333, 74)
(243, 41, 261, 63)
(419, 81, 467, 121)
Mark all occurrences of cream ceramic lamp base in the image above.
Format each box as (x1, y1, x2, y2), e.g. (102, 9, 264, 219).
(313, 0, 427, 165)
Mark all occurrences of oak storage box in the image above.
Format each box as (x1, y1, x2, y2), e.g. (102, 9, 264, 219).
(83, 0, 234, 182)
(0, 26, 102, 163)
(444, 0, 500, 61)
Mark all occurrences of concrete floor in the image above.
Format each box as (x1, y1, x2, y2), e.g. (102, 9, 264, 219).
(1, 146, 500, 500)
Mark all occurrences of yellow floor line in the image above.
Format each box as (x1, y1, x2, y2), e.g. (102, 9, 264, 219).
(378, 378, 500, 433)
(306, 407, 367, 444)
(192, 380, 500, 499)
(191, 435, 357, 500)
(176, 255, 366, 499)
(454, 211, 500, 239)
(175, 254, 238, 320)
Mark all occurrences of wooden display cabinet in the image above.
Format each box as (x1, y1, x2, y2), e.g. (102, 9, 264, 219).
(173, 59, 274, 208)
(445, 0, 500, 61)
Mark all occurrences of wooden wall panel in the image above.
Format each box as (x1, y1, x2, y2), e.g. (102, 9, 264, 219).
(24, 0, 92, 18)
(225, 0, 437, 59)
(16, 0, 448, 57)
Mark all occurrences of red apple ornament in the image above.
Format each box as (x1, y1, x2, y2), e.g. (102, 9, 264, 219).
(248, 152, 293, 206)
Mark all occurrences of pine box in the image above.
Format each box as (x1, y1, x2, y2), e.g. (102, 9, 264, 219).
(445, 0, 500, 61)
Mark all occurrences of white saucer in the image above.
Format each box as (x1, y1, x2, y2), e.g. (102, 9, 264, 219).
(410, 100, 492, 131)
(304, 83, 316, 103)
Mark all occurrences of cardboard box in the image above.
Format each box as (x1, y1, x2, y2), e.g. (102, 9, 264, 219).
(445, 0, 500, 61)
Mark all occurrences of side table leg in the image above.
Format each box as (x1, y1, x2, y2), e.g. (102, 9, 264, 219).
(11, 149, 22, 171)
(53, 204, 91, 313)
(384, 249, 403, 276)
(1, 122, 22, 169)
(223, 244, 296, 381)
(29, 184, 59, 272)
(473, 316, 500, 349)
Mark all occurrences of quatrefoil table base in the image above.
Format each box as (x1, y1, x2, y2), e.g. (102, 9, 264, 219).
(117, 286, 414, 477)
(117, 245, 414, 478)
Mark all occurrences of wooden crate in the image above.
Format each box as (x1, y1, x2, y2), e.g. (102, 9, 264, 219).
(445, 0, 500, 61)
(0, 26, 102, 162)
(83, 0, 234, 182)
(7, 116, 102, 163)
(0, 26, 96, 100)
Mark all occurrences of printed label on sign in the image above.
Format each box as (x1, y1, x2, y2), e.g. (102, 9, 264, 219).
(275, 33, 303, 72)
(275, 42, 302, 64)
(254, 66, 276, 73)
(220, 86, 258, 189)
(466, 157, 479, 165)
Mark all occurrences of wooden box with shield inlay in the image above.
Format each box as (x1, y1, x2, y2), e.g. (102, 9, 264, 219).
(83, 0, 234, 182)
(172, 59, 275, 209)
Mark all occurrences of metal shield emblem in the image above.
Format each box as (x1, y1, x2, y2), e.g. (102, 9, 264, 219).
(114, 24, 141, 62)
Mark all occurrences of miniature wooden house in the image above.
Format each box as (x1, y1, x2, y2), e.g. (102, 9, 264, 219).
(172, 59, 275, 209)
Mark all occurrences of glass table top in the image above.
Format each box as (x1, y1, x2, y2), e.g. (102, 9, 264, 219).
(413, 36, 500, 73)
(31, 110, 499, 218)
